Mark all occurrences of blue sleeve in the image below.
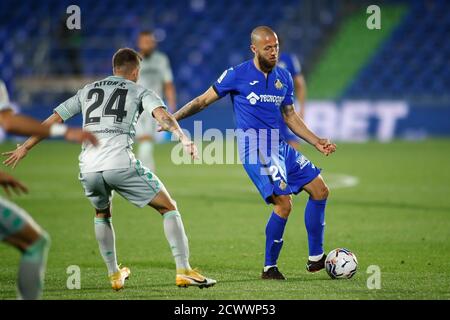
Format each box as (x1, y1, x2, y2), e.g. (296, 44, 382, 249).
(281, 73, 294, 107)
(212, 67, 236, 98)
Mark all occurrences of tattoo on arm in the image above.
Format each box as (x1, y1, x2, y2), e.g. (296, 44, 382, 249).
(282, 104, 296, 118)
(158, 113, 178, 132)
(174, 97, 205, 121)
(152, 107, 184, 139)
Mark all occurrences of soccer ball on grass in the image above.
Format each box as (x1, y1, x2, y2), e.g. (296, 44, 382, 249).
(325, 248, 358, 279)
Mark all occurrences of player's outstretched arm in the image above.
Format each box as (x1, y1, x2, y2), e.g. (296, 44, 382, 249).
(0, 109, 56, 138)
(2, 112, 98, 168)
(153, 107, 199, 159)
(282, 104, 336, 156)
(173, 87, 220, 122)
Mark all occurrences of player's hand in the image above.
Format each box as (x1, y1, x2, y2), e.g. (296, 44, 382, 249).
(182, 140, 199, 160)
(314, 138, 336, 156)
(64, 128, 98, 146)
(2, 144, 28, 169)
(0, 171, 28, 196)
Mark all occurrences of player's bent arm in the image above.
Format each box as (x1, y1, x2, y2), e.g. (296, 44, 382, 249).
(152, 107, 198, 159)
(282, 104, 336, 156)
(282, 104, 317, 144)
(173, 86, 220, 121)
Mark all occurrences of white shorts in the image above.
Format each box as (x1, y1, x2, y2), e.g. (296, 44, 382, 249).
(79, 161, 164, 210)
(0, 196, 39, 240)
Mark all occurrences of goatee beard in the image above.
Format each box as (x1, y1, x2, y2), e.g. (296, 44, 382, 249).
(258, 55, 276, 73)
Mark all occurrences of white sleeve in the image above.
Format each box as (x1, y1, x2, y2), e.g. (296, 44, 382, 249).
(54, 90, 83, 121)
(141, 89, 167, 116)
(0, 80, 11, 111)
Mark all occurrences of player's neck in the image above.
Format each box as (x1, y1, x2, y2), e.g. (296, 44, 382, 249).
(113, 73, 133, 81)
(253, 57, 273, 76)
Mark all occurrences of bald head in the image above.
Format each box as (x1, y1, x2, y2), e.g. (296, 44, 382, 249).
(250, 26, 279, 72)
(251, 26, 278, 45)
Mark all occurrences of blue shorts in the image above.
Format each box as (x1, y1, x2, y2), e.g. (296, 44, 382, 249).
(242, 141, 321, 204)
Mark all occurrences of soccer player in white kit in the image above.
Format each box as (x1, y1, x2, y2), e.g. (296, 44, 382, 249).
(135, 30, 177, 172)
(0, 80, 97, 299)
(4, 49, 216, 290)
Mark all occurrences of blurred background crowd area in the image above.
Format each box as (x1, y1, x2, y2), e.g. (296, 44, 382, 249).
(0, 0, 449, 140)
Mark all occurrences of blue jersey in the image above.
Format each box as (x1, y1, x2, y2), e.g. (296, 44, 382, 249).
(278, 53, 302, 78)
(212, 59, 294, 132)
(212, 59, 320, 204)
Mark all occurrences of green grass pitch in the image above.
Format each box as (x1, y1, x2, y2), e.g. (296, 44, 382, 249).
(0, 139, 449, 300)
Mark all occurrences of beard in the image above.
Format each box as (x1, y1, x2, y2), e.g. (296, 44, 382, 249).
(257, 53, 277, 72)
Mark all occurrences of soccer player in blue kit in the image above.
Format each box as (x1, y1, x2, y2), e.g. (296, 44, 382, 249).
(173, 26, 336, 280)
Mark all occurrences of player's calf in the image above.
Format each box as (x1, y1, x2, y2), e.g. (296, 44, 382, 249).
(8, 226, 51, 300)
(149, 190, 217, 288)
(303, 175, 329, 272)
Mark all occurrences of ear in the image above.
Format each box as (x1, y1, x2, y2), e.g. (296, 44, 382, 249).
(250, 44, 257, 54)
(133, 67, 140, 79)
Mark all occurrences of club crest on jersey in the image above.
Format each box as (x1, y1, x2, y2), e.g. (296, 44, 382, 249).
(279, 180, 287, 190)
(274, 79, 283, 90)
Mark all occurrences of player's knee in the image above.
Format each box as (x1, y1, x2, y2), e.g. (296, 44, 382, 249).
(37, 231, 51, 249)
(274, 197, 292, 217)
(312, 184, 329, 200)
(23, 230, 50, 260)
(157, 198, 178, 215)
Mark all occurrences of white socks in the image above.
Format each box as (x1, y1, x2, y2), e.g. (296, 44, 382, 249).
(94, 212, 191, 276)
(309, 253, 324, 262)
(263, 265, 277, 272)
(18, 232, 50, 300)
(94, 217, 119, 275)
(163, 211, 191, 271)
(138, 141, 155, 172)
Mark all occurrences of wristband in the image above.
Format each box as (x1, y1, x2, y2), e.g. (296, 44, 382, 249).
(49, 123, 68, 137)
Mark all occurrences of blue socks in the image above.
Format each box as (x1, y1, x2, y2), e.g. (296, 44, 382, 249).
(264, 198, 327, 267)
(304, 198, 327, 257)
(265, 212, 287, 267)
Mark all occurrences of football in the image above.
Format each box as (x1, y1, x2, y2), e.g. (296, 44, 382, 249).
(325, 248, 358, 279)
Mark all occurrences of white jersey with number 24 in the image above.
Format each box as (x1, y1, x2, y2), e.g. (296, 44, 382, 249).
(54, 75, 166, 173)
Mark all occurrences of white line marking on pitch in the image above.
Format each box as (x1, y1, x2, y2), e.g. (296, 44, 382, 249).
(323, 173, 360, 189)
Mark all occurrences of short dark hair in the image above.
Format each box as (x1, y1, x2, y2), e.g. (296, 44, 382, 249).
(112, 48, 142, 73)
